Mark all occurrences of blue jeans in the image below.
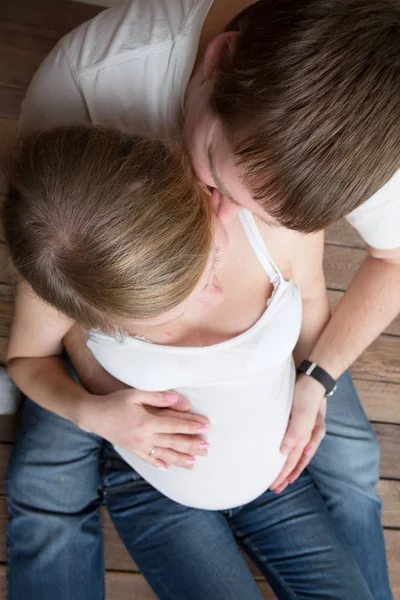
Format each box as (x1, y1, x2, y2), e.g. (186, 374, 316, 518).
(6, 372, 392, 599)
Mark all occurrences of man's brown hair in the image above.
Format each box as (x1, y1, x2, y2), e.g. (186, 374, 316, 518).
(3, 126, 212, 332)
(211, 0, 400, 232)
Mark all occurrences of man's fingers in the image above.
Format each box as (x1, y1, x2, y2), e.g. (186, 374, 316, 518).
(280, 413, 313, 455)
(287, 423, 326, 484)
(270, 443, 305, 491)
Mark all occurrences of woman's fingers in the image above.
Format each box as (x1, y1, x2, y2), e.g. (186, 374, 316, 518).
(136, 447, 197, 470)
(154, 433, 210, 456)
(134, 390, 192, 411)
(152, 414, 210, 436)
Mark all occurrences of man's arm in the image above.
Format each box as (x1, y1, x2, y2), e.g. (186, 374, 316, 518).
(309, 246, 400, 378)
(271, 244, 400, 491)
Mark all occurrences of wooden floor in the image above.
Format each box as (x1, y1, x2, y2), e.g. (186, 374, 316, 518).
(0, 0, 399, 598)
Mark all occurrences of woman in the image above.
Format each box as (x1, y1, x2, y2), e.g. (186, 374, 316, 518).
(3, 125, 372, 599)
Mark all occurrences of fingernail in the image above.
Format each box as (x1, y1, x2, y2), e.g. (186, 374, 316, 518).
(186, 458, 196, 464)
(196, 425, 209, 433)
(165, 393, 176, 403)
(305, 446, 313, 457)
(199, 441, 210, 450)
(281, 446, 290, 456)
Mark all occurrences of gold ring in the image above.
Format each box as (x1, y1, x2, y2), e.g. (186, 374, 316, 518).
(149, 446, 157, 456)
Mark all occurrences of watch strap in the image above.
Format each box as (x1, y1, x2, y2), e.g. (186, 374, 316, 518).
(297, 360, 337, 397)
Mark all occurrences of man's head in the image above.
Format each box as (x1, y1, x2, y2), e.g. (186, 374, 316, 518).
(184, 0, 400, 232)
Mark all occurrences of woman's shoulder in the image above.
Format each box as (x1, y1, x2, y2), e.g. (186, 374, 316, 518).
(256, 219, 324, 283)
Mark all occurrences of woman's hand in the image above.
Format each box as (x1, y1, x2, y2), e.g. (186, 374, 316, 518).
(80, 388, 211, 470)
(270, 375, 327, 493)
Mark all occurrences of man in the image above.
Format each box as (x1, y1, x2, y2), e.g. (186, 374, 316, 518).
(6, 0, 399, 598)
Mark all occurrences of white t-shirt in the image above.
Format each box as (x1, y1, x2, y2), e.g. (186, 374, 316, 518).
(87, 210, 302, 509)
(21, 0, 400, 250)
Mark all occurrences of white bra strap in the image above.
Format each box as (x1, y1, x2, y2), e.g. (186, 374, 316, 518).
(238, 210, 283, 285)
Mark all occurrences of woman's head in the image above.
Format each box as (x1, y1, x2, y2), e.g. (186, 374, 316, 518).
(3, 125, 218, 332)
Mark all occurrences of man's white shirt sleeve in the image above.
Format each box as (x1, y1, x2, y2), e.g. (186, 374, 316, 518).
(345, 169, 400, 250)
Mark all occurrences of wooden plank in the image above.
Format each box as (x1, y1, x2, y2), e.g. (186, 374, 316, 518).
(0, 119, 18, 195)
(0, 21, 58, 93)
(353, 335, 400, 385)
(325, 220, 365, 249)
(105, 571, 157, 600)
(328, 289, 400, 337)
(375, 423, 400, 480)
(355, 379, 400, 425)
(0, 416, 16, 445)
(0, 20, 59, 56)
(0, 87, 25, 120)
(386, 529, 400, 599)
(0, 283, 13, 337)
(0, 245, 12, 286)
(0, 0, 104, 35)
(0, 36, 55, 91)
(0, 195, 4, 242)
(324, 245, 366, 291)
(378, 480, 400, 529)
(0, 445, 12, 490)
(0, 338, 8, 365)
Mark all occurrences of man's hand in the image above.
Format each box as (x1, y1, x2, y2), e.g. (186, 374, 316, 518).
(80, 388, 211, 471)
(270, 375, 327, 494)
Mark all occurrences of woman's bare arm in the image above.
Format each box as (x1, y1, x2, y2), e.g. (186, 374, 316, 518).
(7, 283, 90, 426)
(7, 283, 210, 469)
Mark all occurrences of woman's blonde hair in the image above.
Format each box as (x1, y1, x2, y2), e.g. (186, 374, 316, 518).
(3, 125, 212, 332)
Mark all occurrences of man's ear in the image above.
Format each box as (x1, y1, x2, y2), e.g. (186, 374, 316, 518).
(203, 32, 239, 82)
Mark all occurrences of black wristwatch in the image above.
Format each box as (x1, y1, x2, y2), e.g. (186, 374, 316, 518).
(297, 360, 337, 397)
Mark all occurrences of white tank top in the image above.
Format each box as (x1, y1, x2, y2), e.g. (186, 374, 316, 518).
(87, 211, 302, 510)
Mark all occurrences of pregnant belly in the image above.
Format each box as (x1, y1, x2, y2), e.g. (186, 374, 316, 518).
(116, 366, 295, 510)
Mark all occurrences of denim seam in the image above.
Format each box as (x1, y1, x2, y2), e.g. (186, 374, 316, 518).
(229, 522, 298, 600)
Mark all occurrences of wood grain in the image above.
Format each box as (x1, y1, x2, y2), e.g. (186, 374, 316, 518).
(0, 338, 8, 365)
(324, 244, 366, 291)
(354, 379, 400, 425)
(0, 284, 13, 337)
(325, 220, 365, 249)
(353, 335, 400, 385)
(0, 245, 12, 286)
(0, 0, 103, 36)
(374, 423, 400, 480)
(0, 119, 18, 195)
